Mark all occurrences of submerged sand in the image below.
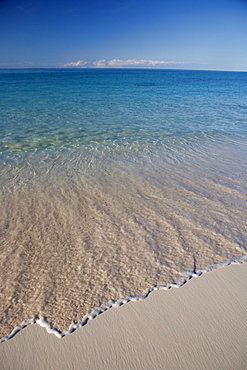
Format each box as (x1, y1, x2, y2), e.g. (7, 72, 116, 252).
(1, 262, 247, 369)
(1, 141, 247, 338)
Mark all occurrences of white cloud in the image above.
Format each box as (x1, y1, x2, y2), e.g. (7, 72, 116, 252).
(108, 59, 143, 66)
(61, 59, 199, 69)
(0, 59, 211, 70)
(92, 60, 107, 66)
(107, 59, 185, 67)
(63, 60, 87, 67)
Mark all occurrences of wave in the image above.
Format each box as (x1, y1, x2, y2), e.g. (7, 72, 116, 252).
(1, 254, 246, 343)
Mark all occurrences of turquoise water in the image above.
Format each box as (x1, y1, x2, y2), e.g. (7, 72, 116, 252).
(1, 69, 247, 153)
(0, 69, 247, 337)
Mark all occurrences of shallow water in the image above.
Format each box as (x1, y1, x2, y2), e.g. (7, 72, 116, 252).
(0, 69, 247, 337)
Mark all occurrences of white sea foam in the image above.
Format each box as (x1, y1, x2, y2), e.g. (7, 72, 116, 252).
(1, 255, 246, 344)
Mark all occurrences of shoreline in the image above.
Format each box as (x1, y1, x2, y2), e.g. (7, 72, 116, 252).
(1, 259, 247, 369)
(1, 255, 246, 343)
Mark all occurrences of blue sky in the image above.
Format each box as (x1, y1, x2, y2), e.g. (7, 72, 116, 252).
(0, 0, 247, 70)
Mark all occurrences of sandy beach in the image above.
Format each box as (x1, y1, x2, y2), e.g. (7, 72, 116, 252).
(1, 1, 247, 367)
(1, 261, 247, 369)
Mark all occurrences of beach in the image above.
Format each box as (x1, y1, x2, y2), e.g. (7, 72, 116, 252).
(1, 0, 247, 364)
(0, 69, 247, 368)
(1, 261, 247, 369)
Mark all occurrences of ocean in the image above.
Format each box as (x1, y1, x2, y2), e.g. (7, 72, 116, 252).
(0, 68, 247, 339)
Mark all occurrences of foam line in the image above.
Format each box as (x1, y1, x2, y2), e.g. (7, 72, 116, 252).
(1, 255, 247, 343)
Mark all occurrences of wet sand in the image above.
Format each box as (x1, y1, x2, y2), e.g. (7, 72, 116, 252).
(1, 261, 247, 370)
(1, 142, 246, 337)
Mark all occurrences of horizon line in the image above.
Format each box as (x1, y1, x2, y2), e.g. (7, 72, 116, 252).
(0, 67, 246, 73)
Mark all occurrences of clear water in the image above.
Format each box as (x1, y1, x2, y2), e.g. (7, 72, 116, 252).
(0, 69, 247, 337)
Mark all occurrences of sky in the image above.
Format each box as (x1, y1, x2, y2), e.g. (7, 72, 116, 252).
(0, 0, 247, 71)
